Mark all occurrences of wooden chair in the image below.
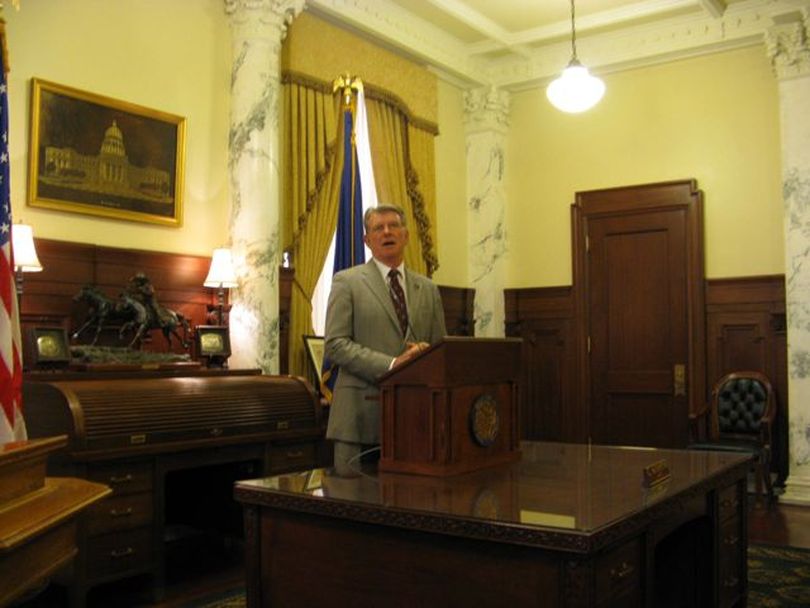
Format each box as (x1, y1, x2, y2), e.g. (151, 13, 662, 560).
(690, 371, 777, 503)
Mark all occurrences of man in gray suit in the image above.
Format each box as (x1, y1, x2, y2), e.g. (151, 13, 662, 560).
(324, 204, 446, 474)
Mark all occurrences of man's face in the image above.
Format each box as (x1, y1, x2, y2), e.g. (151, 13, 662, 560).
(364, 210, 409, 266)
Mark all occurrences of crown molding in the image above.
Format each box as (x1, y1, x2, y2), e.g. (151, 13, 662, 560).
(491, 0, 783, 90)
(306, 0, 489, 85)
(306, 0, 810, 90)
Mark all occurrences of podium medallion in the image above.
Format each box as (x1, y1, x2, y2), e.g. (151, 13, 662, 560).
(470, 393, 499, 447)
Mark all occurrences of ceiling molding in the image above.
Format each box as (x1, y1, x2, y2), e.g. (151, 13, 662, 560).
(424, 0, 534, 59)
(489, 0, 781, 89)
(698, 0, 728, 18)
(307, 0, 489, 85)
(307, 0, 810, 90)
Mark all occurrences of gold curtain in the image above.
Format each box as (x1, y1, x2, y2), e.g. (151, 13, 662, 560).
(282, 73, 440, 377)
(282, 77, 344, 379)
(364, 93, 439, 276)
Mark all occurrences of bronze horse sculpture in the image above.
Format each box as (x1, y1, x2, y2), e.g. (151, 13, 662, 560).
(72, 284, 190, 349)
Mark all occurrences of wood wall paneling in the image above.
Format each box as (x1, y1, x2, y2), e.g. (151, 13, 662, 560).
(506, 275, 788, 482)
(706, 275, 788, 484)
(505, 286, 579, 443)
(438, 285, 475, 337)
(20, 239, 216, 362)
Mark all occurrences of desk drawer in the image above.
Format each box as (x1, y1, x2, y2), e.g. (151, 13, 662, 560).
(596, 538, 641, 602)
(269, 442, 316, 473)
(85, 492, 153, 537)
(87, 462, 153, 495)
(86, 527, 152, 581)
(717, 483, 742, 522)
(718, 517, 744, 608)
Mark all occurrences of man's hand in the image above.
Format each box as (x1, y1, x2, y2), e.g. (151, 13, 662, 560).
(393, 341, 430, 368)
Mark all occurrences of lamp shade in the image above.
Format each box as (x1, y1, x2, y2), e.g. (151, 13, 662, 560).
(11, 224, 43, 272)
(204, 248, 237, 288)
(546, 62, 605, 114)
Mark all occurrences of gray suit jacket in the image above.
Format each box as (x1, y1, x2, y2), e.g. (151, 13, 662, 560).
(324, 260, 446, 444)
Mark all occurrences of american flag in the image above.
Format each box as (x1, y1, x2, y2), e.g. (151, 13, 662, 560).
(0, 26, 27, 444)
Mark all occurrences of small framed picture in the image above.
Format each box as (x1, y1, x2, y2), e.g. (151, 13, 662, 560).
(26, 327, 71, 368)
(196, 325, 231, 357)
(303, 335, 324, 381)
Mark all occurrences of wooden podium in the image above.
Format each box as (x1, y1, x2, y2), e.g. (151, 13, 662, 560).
(378, 337, 522, 476)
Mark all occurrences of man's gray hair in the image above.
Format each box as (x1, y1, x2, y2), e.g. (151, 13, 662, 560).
(363, 205, 407, 232)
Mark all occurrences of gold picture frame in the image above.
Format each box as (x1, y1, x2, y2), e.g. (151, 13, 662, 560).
(196, 325, 231, 358)
(303, 335, 325, 382)
(25, 327, 70, 369)
(27, 78, 186, 226)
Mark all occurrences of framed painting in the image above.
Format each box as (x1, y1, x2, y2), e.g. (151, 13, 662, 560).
(27, 78, 186, 226)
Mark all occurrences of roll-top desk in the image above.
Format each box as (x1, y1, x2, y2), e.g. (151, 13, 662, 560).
(23, 372, 324, 606)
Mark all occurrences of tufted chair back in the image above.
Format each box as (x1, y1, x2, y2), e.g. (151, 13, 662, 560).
(715, 376, 770, 436)
(711, 372, 775, 442)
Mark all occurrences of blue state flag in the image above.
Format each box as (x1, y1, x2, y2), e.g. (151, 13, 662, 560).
(320, 87, 376, 402)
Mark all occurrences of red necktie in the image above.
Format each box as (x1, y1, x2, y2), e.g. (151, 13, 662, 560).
(388, 269, 408, 337)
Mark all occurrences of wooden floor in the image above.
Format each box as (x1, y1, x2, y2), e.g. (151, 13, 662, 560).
(16, 499, 810, 607)
(748, 500, 810, 549)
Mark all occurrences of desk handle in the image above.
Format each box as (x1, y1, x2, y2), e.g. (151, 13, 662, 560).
(723, 576, 739, 588)
(109, 507, 133, 518)
(285, 450, 304, 459)
(109, 474, 133, 484)
(110, 547, 135, 559)
(723, 534, 739, 546)
(721, 497, 740, 510)
(610, 561, 635, 582)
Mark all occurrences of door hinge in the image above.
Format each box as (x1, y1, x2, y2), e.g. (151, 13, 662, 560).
(587, 336, 591, 353)
(585, 235, 590, 253)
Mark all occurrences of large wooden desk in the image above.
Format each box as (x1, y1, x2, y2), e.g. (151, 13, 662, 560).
(235, 442, 751, 608)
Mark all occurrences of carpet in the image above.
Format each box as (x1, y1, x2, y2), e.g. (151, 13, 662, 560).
(190, 544, 810, 608)
(749, 544, 810, 608)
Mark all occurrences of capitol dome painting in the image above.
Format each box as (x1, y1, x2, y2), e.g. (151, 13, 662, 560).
(29, 79, 186, 226)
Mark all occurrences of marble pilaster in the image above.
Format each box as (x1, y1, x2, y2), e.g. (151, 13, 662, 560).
(463, 87, 509, 337)
(767, 8, 810, 504)
(224, 0, 303, 373)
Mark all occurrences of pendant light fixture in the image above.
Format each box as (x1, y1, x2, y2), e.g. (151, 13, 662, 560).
(546, 0, 605, 113)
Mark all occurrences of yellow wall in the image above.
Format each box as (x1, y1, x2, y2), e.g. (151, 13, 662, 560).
(5, 0, 231, 255)
(432, 79, 468, 287)
(4, 2, 785, 286)
(507, 45, 783, 286)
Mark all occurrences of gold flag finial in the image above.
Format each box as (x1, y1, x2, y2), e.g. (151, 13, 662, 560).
(332, 74, 364, 109)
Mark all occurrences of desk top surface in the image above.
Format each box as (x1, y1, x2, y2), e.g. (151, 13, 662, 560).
(235, 442, 750, 551)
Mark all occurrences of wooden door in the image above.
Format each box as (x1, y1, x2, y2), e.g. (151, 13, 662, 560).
(572, 181, 705, 448)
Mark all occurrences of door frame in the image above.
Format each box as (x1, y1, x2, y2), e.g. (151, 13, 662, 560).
(571, 180, 706, 444)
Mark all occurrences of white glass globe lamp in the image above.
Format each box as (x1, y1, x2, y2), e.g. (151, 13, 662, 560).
(546, 59, 605, 114)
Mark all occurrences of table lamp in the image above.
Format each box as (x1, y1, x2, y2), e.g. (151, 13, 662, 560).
(204, 248, 237, 325)
(11, 223, 43, 301)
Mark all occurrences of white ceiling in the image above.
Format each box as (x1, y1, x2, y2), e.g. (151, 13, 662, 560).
(306, 0, 809, 89)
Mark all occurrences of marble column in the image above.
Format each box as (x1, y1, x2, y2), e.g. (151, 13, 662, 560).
(463, 87, 510, 337)
(224, 0, 303, 373)
(767, 9, 810, 504)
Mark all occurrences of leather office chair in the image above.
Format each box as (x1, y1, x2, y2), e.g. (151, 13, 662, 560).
(690, 371, 777, 504)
